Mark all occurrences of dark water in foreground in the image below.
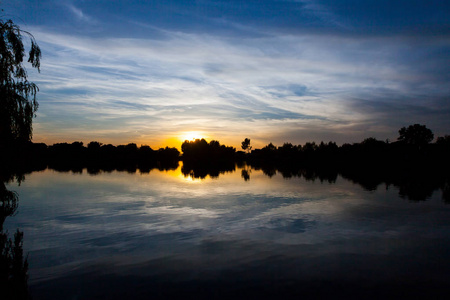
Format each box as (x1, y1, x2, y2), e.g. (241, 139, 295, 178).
(5, 165, 450, 299)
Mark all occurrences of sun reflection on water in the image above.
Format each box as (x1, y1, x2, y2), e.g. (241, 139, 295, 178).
(181, 174, 203, 183)
(159, 161, 204, 183)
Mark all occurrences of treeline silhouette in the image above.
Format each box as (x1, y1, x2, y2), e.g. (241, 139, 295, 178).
(177, 132, 450, 172)
(182, 139, 236, 162)
(177, 128, 450, 202)
(5, 135, 449, 173)
(1, 125, 449, 201)
(180, 139, 236, 179)
(0, 140, 180, 174)
(247, 136, 450, 169)
(243, 134, 450, 202)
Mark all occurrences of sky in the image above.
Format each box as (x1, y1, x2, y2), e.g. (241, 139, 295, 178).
(4, 0, 450, 149)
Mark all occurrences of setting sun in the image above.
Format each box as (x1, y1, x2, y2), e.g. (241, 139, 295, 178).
(180, 131, 206, 142)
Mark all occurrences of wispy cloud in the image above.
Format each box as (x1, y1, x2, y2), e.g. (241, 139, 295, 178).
(65, 2, 96, 24)
(23, 2, 450, 147)
(295, 0, 351, 30)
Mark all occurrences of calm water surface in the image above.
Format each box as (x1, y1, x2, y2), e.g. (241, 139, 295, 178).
(5, 165, 450, 299)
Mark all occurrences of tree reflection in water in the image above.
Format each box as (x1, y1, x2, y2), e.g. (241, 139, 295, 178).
(179, 158, 449, 202)
(1, 178, 30, 299)
(0, 162, 449, 299)
(246, 161, 450, 202)
(181, 160, 236, 179)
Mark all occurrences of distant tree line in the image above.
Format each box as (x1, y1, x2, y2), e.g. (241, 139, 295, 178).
(0, 141, 180, 173)
(1, 124, 449, 177)
(239, 124, 449, 202)
(181, 138, 236, 162)
(178, 124, 449, 171)
(1, 124, 449, 202)
(178, 124, 449, 202)
(243, 124, 450, 169)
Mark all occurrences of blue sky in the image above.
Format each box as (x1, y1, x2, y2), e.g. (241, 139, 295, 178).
(4, 0, 450, 148)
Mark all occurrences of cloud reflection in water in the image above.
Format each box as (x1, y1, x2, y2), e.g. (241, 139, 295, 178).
(4, 166, 450, 298)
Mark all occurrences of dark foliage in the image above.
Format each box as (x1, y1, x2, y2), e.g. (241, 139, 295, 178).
(0, 124, 449, 201)
(241, 138, 252, 153)
(397, 124, 434, 146)
(238, 125, 449, 201)
(436, 135, 450, 146)
(0, 17, 41, 143)
(181, 139, 236, 162)
(0, 141, 180, 173)
(47, 142, 179, 172)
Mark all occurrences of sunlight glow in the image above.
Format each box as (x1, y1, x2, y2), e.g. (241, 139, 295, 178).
(181, 174, 203, 183)
(180, 131, 207, 142)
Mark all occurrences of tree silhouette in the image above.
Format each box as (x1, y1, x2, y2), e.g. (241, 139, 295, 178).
(181, 138, 235, 161)
(241, 138, 252, 153)
(262, 142, 276, 152)
(436, 135, 450, 146)
(397, 124, 434, 146)
(0, 17, 41, 143)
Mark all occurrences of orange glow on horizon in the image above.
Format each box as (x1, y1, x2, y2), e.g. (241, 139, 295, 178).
(157, 132, 209, 150)
(33, 132, 244, 151)
(179, 131, 208, 142)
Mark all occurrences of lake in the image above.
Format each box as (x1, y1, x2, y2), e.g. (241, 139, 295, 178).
(4, 163, 450, 299)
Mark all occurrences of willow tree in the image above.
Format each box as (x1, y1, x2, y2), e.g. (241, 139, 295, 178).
(0, 17, 41, 144)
